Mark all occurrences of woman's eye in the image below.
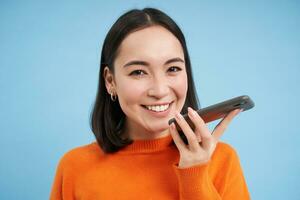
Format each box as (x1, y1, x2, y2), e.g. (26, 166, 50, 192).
(168, 66, 182, 73)
(129, 70, 146, 76)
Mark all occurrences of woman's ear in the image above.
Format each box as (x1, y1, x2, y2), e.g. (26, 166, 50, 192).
(103, 66, 116, 93)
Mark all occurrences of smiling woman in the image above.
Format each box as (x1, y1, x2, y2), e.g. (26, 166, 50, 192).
(104, 25, 189, 141)
(50, 7, 250, 200)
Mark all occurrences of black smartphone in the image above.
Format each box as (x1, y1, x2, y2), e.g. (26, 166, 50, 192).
(168, 95, 255, 144)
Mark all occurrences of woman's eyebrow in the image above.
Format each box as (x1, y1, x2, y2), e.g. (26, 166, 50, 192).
(123, 57, 184, 68)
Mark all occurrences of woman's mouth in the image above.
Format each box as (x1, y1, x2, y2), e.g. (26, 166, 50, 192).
(141, 101, 174, 116)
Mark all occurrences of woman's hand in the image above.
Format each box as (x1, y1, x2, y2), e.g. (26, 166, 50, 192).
(169, 107, 242, 168)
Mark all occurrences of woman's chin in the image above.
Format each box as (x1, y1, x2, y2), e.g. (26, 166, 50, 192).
(147, 124, 170, 135)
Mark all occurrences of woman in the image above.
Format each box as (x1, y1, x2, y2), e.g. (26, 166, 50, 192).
(50, 8, 250, 199)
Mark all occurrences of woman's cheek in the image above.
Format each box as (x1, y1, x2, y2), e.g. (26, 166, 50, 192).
(171, 74, 188, 96)
(118, 79, 147, 103)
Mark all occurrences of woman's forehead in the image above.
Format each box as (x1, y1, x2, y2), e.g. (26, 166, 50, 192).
(116, 25, 184, 66)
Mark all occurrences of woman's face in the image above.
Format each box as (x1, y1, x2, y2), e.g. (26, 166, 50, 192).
(105, 25, 188, 140)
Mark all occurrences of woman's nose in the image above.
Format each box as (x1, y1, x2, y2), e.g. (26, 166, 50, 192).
(147, 76, 170, 98)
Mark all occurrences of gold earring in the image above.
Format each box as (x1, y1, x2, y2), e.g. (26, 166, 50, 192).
(110, 90, 117, 101)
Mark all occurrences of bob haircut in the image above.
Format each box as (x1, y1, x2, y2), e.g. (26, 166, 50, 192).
(90, 7, 200, 153)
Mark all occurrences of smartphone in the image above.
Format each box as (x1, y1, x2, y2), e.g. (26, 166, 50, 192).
(168, 95, 255, 143)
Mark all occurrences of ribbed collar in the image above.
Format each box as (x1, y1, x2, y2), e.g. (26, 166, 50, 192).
(118, 134, 174, 154)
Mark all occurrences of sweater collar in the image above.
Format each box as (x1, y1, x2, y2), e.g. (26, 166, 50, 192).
(118, 134, 174, 154)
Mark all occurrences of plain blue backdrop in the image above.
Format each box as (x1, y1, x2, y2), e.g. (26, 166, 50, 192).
(1, 0, 299, 199)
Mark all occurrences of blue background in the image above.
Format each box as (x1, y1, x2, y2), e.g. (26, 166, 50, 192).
(1, 0, 299, 199)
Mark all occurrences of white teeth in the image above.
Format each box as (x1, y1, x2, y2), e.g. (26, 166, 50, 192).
(145, 104, 170, 112)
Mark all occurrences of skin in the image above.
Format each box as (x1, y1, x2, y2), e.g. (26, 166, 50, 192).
(104, 25, 242, 168)
(104, 25, 188, 140)
(170, 108, 242, 168)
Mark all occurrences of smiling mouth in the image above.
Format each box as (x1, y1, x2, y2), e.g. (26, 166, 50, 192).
(141, 102, 173, 112)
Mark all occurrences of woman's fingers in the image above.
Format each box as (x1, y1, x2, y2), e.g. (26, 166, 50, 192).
(187, 107, 214, 151)
(169, 123, 187, 152)
(174, 112, 199, 152)
(169, 108, 242, 168)
(171, 108, 242, 153)
(212, 109, 242, 141)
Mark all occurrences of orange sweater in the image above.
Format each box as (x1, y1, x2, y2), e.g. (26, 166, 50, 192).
(50, 134, 250, 199)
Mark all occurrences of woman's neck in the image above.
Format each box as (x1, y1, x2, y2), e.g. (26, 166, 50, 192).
(124, 120, 170, 140)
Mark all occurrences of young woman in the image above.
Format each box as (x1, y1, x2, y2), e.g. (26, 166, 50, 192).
(50, 8, 250, 200)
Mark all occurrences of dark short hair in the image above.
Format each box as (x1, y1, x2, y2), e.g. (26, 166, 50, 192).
(90, 7, 200, 153)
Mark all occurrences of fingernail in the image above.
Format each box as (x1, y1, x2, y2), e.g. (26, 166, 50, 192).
(169, 123, 173, 129)
(175, 112, 182, 120)
(188, 107, 196, 117)
(171, 123, 176, 130)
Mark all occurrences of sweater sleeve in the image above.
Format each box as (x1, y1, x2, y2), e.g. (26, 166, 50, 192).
(173, 163, 222, 199)
(49, 153, 76, 200)
(172, 143, 250, 200)
(50, 157, 64, 200)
